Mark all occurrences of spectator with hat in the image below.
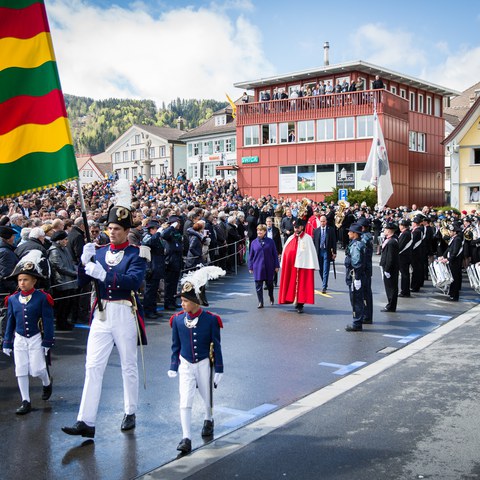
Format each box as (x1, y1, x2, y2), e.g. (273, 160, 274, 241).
(379, 222, 399, 312)
(48, 230, 77, 331)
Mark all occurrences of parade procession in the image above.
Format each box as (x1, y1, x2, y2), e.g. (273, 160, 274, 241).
(2, 0, 480, 479)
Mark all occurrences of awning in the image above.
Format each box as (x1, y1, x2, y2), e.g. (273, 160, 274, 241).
(216, 165, 239, 171)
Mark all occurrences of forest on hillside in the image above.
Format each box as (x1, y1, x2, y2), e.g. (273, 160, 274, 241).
(64, 94, 229, 155)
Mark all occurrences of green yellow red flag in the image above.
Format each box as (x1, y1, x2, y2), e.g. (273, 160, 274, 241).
(0, 0, 78, 199)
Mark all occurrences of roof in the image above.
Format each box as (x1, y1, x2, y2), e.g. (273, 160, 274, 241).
(443, 94, 480, 145)
(234, 60, 460, 97)
(443, 113, 461, 128)
(444, 80, 480, 122)
(76, 156, 112, 176)
(179, 109, 236, 140)
(137, 124, 185, 142)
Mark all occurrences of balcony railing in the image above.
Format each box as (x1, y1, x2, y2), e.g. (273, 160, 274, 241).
(236, 89, 408, 126)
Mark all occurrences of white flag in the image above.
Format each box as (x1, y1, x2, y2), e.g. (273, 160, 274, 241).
(361, 110, 393, 209)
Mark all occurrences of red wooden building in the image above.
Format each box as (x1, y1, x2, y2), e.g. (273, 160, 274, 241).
(234, 60, 459, 206)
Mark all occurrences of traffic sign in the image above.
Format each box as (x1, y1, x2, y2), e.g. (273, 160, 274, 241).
(338, 188, 348, 201)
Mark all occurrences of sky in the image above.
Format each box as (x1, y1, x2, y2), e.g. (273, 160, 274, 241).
(46, 0, 480, 107)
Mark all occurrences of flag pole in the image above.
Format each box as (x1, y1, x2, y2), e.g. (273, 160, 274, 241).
(76, 178, 104, 314)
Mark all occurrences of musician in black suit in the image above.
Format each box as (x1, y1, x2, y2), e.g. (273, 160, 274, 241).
(379, 222, 399, 312)
(410, 215, 425, 292)
(440, 223, 463, 301)
(265, 217, 282, 287)
(398, 219, 413, 297)
(313, 215, 337, 293)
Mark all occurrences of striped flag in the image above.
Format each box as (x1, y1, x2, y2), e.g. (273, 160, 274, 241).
(225, 93, 237, 118)
(0, 0, 78, 199)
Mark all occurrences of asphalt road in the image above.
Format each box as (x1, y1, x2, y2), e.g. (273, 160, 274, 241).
(0, 250, 477, 480)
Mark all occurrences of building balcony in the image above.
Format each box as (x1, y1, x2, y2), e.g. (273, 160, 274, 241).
(236, 89, 408, 126)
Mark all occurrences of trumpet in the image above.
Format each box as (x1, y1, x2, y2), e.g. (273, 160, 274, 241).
(335, 200, 350, 229)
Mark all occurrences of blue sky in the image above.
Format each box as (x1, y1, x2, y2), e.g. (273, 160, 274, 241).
(47, 0, 480, 105)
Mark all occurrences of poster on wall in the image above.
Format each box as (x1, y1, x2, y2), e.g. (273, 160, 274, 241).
(297, 166, 316, 191)
(279, 173, 297, 192)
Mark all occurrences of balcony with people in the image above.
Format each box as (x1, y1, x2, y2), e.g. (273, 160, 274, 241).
(236, 87, 408, 126)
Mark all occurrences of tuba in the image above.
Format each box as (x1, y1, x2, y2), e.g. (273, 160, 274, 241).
(335, 200, 349, 229)
(297, 198, 310, 220)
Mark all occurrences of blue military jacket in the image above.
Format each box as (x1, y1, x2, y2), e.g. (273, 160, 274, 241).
(170, 309, 224, 373)
(360, 231, 373, 277)
(3, 289, 55, 349)
(345, 238, 366, 284)
(77, 241, 147, 344)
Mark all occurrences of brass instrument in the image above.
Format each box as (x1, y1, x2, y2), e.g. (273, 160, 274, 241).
(335, 200, 349, 229)
(463, 226, 473, 241)
(297, 198, 310, 220)
(440, 220, 451, 239)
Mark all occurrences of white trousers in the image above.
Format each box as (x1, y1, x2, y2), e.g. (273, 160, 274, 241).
(78, 302, 138, 425)
(178, 356, 211, 410)
(13, 332, 47, 378)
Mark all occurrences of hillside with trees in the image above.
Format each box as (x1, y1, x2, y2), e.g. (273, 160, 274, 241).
(65, 94, 228, 155)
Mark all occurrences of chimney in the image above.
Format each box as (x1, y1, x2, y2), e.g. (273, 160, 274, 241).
(176, 116, 184, 131)
(323, 41, 330, 66)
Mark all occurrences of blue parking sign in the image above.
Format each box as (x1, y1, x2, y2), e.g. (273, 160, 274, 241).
(338, 189, 348, 201)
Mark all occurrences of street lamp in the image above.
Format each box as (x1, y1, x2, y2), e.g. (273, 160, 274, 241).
(340, 167, 347, 189)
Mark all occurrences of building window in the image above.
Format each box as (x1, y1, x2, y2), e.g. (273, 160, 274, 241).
(409, 132, 417, 151)
(474, 148, 480, 165)
(123, 168, 129, 180)
(316, 118, 334, 141)
(409, 92, 416, 111)
(225, 138, 235, 152)
(417, 133, 426, 152)
(151, 165, 156, 176)
(188, 144, 193, 156)
(134, 134, 141, 144)
(203, 141, 213, 155)
(131, 150, 137, 161)
(114, 152, 120, 163)
(215, 115, 226, 126)
(279, 122, 295, 143)
(149, 147, 156, 158)
(426, 96, 432, 115)
(418, 94, 424, 113)
(140, 148, 146, 160)
(390, 86, 397, 95)
(298, 120, 315, 142)
(400, 88, 406, 99)
(244, 125, 259, 146)
(122, 151, 128, 162)
(160, 146, 166, 157)
(336, 117, 354, 140)
(434, 97, 441, 117)
(356, 115, 374, 138)
(262, 124, 277, 145)
(132, 167, 137, 177)
(193, 143, 200, 155)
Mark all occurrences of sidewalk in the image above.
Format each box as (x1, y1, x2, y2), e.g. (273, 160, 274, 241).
(141, 304, 480, 480)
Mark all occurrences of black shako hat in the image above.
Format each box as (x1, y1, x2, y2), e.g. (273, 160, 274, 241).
(292, 218, 306, 228)
(107, 179, 134, 229)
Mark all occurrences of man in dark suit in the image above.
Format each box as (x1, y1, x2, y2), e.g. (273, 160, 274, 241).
(379, 222, 399, 312)
(398, 219, 413, 297)
(265, 217, 282, 287)
(313, 215, 336, 293)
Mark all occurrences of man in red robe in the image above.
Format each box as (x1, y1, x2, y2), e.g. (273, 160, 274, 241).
(278, 218, 319, 313)
(305, 207, 322, 237)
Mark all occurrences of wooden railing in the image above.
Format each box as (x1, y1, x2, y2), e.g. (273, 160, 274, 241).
(236, 89, 408, 125)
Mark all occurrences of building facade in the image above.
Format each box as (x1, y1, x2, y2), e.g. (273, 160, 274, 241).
(76, 154, 112, 186)
(106, 124, 186, 181)
(443, 95, 480, 211)
(234, 60, 458, 206)
(180, 106, 238, 180)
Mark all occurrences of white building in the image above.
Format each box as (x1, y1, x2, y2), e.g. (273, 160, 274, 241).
(106, 124, 186, 180)
(180, 106, 238, 180)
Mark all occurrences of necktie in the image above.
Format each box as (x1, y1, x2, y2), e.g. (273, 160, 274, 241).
(321, 228, 325, 248)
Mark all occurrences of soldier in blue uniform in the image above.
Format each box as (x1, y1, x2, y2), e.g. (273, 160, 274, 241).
(167, 267, 224, 454)
(357, 217, 373, 323)
(344, 223, 366, 332)
(2, 252, 54, 414)
(62, 179, 147, 439)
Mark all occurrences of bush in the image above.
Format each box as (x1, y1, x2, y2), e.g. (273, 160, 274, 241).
(434, 206, 461, 215)
(324, 187, 377, 208)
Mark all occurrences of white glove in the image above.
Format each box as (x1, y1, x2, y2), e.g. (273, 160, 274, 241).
(171, 222, 178, 228)
(81, 242, 96, 265)
(384, 272, 391, 279)
(214, 372, 223, 387)
(43, 347, 50, 356)
(354, 279, 362, 290)
(85, 261, 107, 282)
(3, 348, 12, 356)
(167, 370, 178, 378)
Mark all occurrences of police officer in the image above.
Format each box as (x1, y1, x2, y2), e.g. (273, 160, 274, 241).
(344, 223, 366, 332)
(62, 180, 147, 439)
(357, 217, 373, 323)
(398, 219, 413, 297)
(379, 222, 399, 312)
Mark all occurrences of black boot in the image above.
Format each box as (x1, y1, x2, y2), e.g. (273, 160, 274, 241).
(177, 438, 192, 453)
(121, 413, 136, 431)
(201, 419, 214, 437)
(42, 377, 53, 400)
(16, 400, 31, 415)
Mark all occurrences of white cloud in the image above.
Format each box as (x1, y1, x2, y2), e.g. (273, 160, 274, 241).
(350, 23, 427, 69)
(48, 0, 272, 106)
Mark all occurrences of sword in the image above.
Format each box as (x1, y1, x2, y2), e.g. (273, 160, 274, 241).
(331, 249, 337, 279)
(209, 342, 214, 417)
(131, 293, 147, 390)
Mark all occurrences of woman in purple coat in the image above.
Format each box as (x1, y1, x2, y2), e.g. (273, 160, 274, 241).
(248, 224, 280, 308)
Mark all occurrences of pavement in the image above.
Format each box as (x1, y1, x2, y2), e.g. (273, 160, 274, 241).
(1, 251, 480, 480)
(143, 303, 480, 480)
